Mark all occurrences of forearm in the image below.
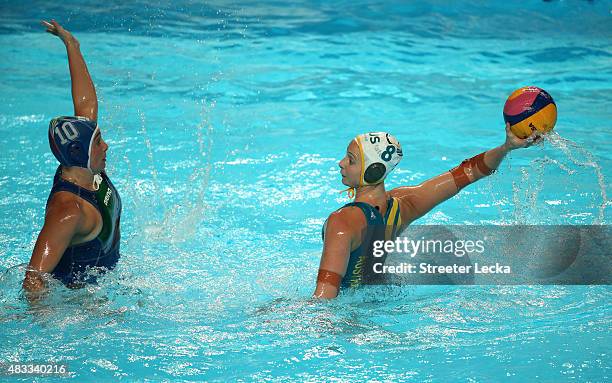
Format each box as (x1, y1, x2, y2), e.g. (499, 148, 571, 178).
(476, 144, 510, 181)
(469, 144, 510, 182)
(449, 143, 510, 190)
(65, 41, 98, 120)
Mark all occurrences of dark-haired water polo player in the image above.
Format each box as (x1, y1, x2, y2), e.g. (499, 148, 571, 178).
(23, 21, 121, 293)
(314, 126, 543, 299)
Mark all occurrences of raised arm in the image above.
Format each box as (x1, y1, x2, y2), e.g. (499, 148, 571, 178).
(42, 20, 98, 120)
(390, 123, 542, 224)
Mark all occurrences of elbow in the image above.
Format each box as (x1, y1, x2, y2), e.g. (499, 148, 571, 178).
(75, 100, 98, 120)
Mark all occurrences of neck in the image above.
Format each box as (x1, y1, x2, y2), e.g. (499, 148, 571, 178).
(60, 166, 96, 190)
(354, 182, 387, 204)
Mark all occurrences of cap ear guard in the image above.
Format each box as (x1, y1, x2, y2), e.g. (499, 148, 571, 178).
(364, 162, 386, 184)
(355, 132, 403, 186)
(68, 141, 87, 165)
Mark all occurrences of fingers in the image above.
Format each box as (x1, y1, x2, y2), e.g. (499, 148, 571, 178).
(527, 130, 541, 141)
(41, 20, 54, 32)
(524, 131, 543, 147)
(520, 134, 535, 148)
(40, 19, 67, 38)
(505, 122, 523, 141)
(41, 20, 57, 35)
(505, 122, 545, 150)
(533, 135, 544, 144)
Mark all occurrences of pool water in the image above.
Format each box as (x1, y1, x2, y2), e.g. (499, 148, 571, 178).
(0, 1, 610, 381)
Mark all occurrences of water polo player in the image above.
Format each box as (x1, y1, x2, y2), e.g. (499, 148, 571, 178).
(314, 125, 542, 298)
(23, 21, 121, 293)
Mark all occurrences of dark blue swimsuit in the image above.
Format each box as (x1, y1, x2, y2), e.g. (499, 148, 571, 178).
(323, 197, 402, 289)
(47, 166, 122, 286)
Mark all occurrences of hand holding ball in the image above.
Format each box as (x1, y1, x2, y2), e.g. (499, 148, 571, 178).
(503, 86, 557, 139)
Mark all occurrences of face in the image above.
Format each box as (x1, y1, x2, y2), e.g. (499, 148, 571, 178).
(89, 129, 108, 174)
(338, 140, 361, 187)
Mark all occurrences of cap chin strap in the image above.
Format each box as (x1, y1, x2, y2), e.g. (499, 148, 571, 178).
(85, 126, 99, 172)
(86, 124, 102, 190)
(340, 187, 356, 199)
(60, 165, 103, 191)
(92, 174, 103, 191)
(340, 178, 387, 199)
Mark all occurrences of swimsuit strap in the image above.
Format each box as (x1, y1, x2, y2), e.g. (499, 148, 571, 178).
(342, 201, 384, 226)
(322, 200, 386, 240)
(47, 166, 101, 214)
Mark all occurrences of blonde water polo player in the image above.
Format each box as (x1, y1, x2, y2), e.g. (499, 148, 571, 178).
(314, 126, 542, 299)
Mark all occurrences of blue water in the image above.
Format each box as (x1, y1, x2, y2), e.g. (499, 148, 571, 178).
(0, 1, 611, 381)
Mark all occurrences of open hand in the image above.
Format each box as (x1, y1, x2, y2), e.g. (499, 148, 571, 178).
(41, 20, 78, 47)
(503, 122, 544, 151)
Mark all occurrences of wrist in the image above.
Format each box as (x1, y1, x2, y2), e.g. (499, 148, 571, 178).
(501, 142, 512, 153)
(63, 36, 79, 49)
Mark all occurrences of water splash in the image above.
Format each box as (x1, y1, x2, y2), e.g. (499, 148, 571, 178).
(141, 100, 217, 243)
(139, 110, 169, 215)
(489, 131, 608, 225)
(545, 131, 609, 224)
(510, 159, 546, 224)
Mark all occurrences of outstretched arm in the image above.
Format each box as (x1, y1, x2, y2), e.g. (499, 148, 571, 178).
(390, 123, 542, 224)
(42, 20, 98, 120)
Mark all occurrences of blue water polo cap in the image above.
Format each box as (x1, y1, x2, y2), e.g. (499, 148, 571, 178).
(48, 116, 99, 170)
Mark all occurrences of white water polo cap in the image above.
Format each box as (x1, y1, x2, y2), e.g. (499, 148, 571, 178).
(354, 132, 403, 186)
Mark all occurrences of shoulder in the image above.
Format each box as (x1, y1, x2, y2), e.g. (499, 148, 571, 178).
(326, 205, 366, 231)
(387, 188, 418, 226)
(46, 192, 85, 223)
(322, 207, 362, 253)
